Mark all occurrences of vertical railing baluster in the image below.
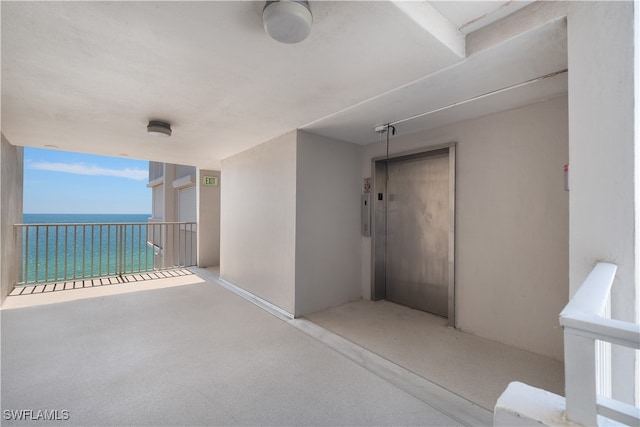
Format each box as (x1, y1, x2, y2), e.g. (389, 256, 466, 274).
(45, 226, 49, 283)
(35, 226, 40, 283)
(15, 225, 20, 285)
(90, 224, 94, 279)
(81, 225, 86, 280)
(116, 225, 120, 277)
(64, 226, 68, 281)
(15, 226, 20, 284)
(73, 225, 77, 281)
(130, 224, 134, 275)
(118, 224, 121, 276)
(123, 224, 126, 276)
(107, 225, 111, 276)
(24, 225, 29, 284)
(99, 225, 103, 277)
(137, 224, 142, 273)
(55, 225, 59, 282)
(145, 223, 149, 272)
(160, 225, 164, 270)
(119, 224, 124, 278)
(114, 225, 118, 277)
(175, 222, 179, 268)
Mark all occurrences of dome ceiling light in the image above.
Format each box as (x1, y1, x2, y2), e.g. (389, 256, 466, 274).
(262, 1, 312, 44)
(147, 120, 172, 137)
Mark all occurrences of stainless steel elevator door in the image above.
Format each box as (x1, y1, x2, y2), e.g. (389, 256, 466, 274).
(385, 152, 450, 317)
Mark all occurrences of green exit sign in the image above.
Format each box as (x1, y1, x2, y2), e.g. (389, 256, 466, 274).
(203, 176, 218, 186)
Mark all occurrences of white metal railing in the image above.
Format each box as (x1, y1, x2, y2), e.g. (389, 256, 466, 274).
(14, 222, 197, 285)
(559, 262, 640, 426)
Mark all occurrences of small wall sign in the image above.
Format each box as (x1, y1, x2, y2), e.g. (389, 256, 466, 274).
(203, 176, 218, 186)
(363, 177, 372, 194)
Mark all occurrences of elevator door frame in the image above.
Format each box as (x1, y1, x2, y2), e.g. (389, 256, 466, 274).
(371, 143, 456, 327)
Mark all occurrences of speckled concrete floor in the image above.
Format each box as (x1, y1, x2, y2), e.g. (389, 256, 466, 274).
(306, 299, 565, 411)
(2, 279, 482, 426)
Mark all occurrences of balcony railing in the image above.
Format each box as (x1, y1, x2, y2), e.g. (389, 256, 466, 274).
(559, 262, 640, 426)
(14, 221, 197, 286)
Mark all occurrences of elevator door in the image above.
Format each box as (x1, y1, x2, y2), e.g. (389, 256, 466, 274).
(383, 151, 450, 317)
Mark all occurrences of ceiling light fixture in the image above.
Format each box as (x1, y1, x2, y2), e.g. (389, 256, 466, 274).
(263, 0, 312, 44)
(147, 120, 172, 137)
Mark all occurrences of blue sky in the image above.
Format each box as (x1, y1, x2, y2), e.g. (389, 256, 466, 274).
(24, 148, 151, 214)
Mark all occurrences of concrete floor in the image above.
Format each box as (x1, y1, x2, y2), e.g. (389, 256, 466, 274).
(306, 300, 565, 411)
(1, 273, 491, 426)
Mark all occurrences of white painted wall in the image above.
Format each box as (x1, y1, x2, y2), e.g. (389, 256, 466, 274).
(361, 96, 569, 360)
(1, 134, 23, 304)
(219, 131, 362, 316)
(294, 131, 362, 316)
(220, 132, 297, 314)
(197, 169, 221, 267)
(567, 1, 637, 404)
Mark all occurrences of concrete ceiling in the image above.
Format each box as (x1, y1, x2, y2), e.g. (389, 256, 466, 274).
(1, 1, 567, 169)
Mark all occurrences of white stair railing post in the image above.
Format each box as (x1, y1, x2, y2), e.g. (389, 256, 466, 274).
(564, 330, 598, 426)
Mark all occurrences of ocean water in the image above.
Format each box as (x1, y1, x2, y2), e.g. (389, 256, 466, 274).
(20, 213, 154, 284)
(24, 213, 151, 225)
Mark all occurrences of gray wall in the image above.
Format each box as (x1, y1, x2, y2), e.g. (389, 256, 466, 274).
(361, 96, 569, 360)
(1, 134, 23, 303)
(175, 164, 196, 180)
(219, 97, 569, 359)
(220, 132, 298, 314)
(219, 130, 362, 317)
(197, 169, 221, 267)
(294, 131, 362, 316)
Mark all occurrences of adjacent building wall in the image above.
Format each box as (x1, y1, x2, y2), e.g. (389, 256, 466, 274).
(148, 161, 198, 268)
(361, 96, 569, 360)
(220, 132, 298, 314)
(294, 131, 362, 316)
(567, 1, 637, 403)
(1, 134, 23, 304)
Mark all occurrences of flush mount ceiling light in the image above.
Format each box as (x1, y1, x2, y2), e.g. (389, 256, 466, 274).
(263, 0, 312, 44)
(147, 120, 172, 137)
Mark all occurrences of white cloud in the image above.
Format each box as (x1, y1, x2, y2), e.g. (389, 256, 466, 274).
(28, 161, 147, 181)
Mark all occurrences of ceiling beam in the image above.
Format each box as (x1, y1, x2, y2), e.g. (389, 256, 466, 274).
(390, 0, 465, 58)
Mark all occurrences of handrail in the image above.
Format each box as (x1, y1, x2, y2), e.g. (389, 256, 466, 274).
(14, 221, 193, 226)
(14, 221, 197, 286)
(559, 262, 640, 426)
(560, 313, 640, 348)
(560, 263, 617, 318)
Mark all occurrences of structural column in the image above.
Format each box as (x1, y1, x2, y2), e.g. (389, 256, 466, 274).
(162, 163, 176, 268)
(567, 1, 637, 404)
(0, 134, 24, 304)
(196, 169, 220, 267)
